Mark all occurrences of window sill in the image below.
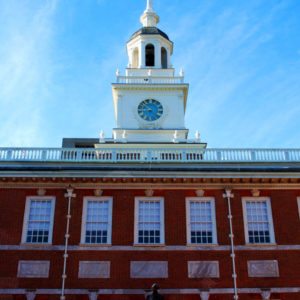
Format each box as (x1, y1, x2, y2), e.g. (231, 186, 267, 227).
(79, 243, 112, 247)
(20, 243, 52, 247)
(133, 243, 166, 247)
(186, 243, 219, 247)
(245, 243, 277, 247)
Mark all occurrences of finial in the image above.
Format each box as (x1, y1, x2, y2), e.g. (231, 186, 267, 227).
(179, 68, 185, 77)
(122, 130, 127, 142)
(99, 130, 105, 143)
(140, 0, 159, 27)
(173, 130, 179, 143)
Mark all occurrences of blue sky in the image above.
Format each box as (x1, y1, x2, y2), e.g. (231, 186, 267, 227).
(0, 0, 299, 148)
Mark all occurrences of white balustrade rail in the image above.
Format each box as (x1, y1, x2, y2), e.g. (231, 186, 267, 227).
(0, 148, 300, 163)
(116, 76, 184, 84)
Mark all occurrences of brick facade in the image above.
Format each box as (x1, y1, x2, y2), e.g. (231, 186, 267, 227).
(1, 185, 300, 299)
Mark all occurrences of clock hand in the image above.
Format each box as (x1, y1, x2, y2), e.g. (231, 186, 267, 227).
(145, 105, 152, 112)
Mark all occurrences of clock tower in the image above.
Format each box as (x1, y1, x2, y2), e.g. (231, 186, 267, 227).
(111, 0, 195, 143)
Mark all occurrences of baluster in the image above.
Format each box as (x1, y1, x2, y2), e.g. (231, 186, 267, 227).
(216, 151, 222, 161)
(41, 150, 47, 161)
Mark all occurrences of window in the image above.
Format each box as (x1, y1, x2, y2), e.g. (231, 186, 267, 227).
(186, 198, 217, 245)
(145, 44, 155, 67)
(22, 197, 55, 244)
(81, 197, 113, 244)
(242, 197, 275, 244)
(134, 197, 164, 245)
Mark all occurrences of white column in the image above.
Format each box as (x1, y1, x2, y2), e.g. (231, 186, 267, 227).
(140, 41, 145, 68)
(167, 50, 171, 68)
(199, 291, 210, 300)
(155, 42, 161, 68)
(26, 291, 36, 300)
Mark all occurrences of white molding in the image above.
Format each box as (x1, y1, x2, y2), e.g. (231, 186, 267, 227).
(297, 197, 300, 220)
(21, 196, 56, 244)
(2, 244, 300, 251)
(242, 197, 275, 245)
(0, 287, 299, 295)
(186, 197, 218, 245)
(134, 197, 165, 245)
(80, 197, 113, 245)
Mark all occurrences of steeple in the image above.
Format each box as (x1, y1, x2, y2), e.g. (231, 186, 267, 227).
(140, 0, 159, 27)
(110, 0, 193, 144)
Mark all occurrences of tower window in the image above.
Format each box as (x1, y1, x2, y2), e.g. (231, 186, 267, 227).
(145, 44, 155, 67)
(161, 47, 168, 69)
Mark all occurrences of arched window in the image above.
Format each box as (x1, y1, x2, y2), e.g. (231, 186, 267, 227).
(145, 44, 155, 67)
(132, 48, 139, 68)
(161, 47, 168, 69)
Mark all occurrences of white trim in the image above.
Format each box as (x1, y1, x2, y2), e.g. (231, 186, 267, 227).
(297, 197, 300, 220)
(21, 196, 56, 244)
(0, 287, 299, 295)
(242, 197, 275, 245)
(2, 244, 300, 251)
(134, 197, 165, 245)
(186, 197, 218, 245)
(80, 197, 113, 245)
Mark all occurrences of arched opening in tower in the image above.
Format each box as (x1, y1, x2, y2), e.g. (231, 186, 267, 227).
(132, 48, 139, 68)
(145, 44, 155, 67)
(161, 47, 168, 69)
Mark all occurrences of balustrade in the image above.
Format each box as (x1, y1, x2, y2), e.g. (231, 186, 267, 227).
(1, 147, 300, 163)
(116, 76, 184, 84)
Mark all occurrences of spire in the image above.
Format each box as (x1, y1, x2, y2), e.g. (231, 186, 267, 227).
(140, 0, 159, 27)
(146, 0, 153, 12)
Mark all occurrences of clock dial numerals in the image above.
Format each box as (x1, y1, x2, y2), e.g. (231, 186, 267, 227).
(138, 99, 163, 122)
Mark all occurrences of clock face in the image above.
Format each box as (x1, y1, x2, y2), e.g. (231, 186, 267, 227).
(138, 99, 163, 122)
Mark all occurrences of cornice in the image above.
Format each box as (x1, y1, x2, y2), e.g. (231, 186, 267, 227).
(0, 176, 299, 190)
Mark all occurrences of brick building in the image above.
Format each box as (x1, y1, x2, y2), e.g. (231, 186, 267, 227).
(0, 1, 300, 300)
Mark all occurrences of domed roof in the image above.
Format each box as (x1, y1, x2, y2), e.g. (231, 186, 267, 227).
(129, 27, 170, 42)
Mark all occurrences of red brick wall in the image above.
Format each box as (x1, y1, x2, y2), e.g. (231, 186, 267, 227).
(0, 187, 300, 294)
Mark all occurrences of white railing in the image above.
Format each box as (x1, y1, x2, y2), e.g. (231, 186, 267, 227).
(116, 76, 184, 84)
(0, 148, 300, 163)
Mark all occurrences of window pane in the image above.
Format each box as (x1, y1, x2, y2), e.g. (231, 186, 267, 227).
(85, 200, 110, 244)
(189, 201, 214, 244)
(246, 201, 272, 244)
(26, 200, 52, 244)
(138, 200, 161, 244)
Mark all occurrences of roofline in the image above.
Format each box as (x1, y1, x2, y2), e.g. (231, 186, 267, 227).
(1, 161, 300, 177)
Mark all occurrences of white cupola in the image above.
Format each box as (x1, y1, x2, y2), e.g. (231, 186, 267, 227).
(111, 0, 193, 144)
(126, 0, 173, 72)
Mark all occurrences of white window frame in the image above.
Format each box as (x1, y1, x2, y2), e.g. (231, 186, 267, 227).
(297, 197, 300, 220)
(80, 197, 113, 245)
(134, 197, 165, 245)
(21, 196, 56, 244)
(242, 197, 275, 245)
(186, 197, 218, 245)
